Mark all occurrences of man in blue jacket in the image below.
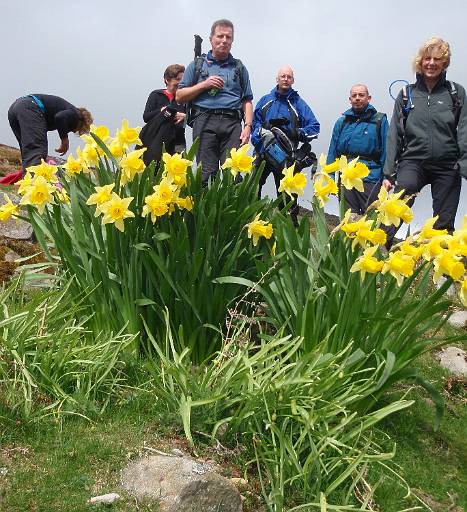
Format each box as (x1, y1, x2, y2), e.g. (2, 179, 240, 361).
(327, 84, 388, 214)
(251, 66, 320, 205)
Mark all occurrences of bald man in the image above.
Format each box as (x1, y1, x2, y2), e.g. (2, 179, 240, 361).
(251, 66, 320, 222)
(327, 84, 388, 214)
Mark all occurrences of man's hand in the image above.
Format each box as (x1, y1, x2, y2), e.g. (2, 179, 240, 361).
(55, 137, 69, 156)
(240, 125, 251, 145)
(202, 75, 224, 91)
(174, 112, 186, 125)
(382, 179, 393, 191)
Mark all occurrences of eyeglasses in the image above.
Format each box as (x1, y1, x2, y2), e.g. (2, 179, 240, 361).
(278, 74, 294, 80)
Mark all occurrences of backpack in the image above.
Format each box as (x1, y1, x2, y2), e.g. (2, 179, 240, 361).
(337, 111, 386, 163)
(186, 55, 246, 126)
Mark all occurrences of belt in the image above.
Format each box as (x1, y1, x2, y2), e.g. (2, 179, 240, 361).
(195, 108, 242, 118)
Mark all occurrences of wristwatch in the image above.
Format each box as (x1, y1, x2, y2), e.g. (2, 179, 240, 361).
(244, 123, 252, 128)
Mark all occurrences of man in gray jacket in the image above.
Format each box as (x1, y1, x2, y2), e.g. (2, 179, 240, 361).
(383, 37, 466, 244)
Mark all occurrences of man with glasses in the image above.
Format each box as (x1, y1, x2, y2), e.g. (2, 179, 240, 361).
(251, 66, 320, 213)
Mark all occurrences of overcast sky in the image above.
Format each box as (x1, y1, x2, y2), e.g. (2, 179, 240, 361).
(1, 0, 466, 228)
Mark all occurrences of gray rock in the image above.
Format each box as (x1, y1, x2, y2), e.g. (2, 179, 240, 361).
(0, 192, 33, 240)
(436, 276, 457, 298)
(121, 455, 242, 512)
(436, 347, 467, 376)
(88, 492, 120, 505)
(447, 311, 467, 329)
(4, 249, 20, 262)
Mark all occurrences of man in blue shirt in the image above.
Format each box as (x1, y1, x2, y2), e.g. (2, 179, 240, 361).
(176, 19, 253, 183)
(327, 84, 388, 214)
(251, 66, 320, 222)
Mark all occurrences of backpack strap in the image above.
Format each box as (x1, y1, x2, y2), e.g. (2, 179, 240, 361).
(260, 97, 300, 132)
(447, 80, 462, 126)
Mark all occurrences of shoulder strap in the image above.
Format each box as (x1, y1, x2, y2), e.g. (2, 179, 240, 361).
(446, 80, 462, 126)
(234, 58, 245, 92)
(193, 55, 206, 84)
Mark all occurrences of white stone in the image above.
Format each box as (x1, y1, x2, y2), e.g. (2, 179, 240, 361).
(448, 311, 467, 329)
(436, 347, 467, 376)
(88, 492, 120, 505)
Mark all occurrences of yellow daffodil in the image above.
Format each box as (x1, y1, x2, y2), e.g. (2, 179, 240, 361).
(0, 194, 20, 221)
(153, 177, 178, 203)
(63, 153, 88, 176)
(420, 235, 450, 261)
(27, 159, 59, 183)
(432, 250, 465, 283)
(399, 238, 423, 259)
(447, 238, 467, 258)
(162, 152, 192, 187)
(90, 124, 111, 143)
(352, 227, 387, 249)
(109, 140, 125, 160)
(314, 173, 338, 206)
(20, 176, 56, 214)
(381, 250, 415, 286)
(246, 214, 273, 246)
(78, 144, 100, 167)
(350, 246, 384, 280)
(339, 156, 369, 192)
(55, 188, 70, 204)
(418, 216, 448, 241)
(318, 153, 340, 174)
(340, 213, 372, 238)
(376, 188, 413, 227)
(116, 119, 142, 147)
(142, 192, 170, 223)
(17, 172, 33, 195)
(459, 278, 467, 307)
(278, 164, 307, 198)
(222, 144, 254, 178)
(100, 193, 134, 232)
(174, 196, 194, 212)
(451, 215, 467, 246)
(120, 148, 146, 185)
(86, 184, 115, 217)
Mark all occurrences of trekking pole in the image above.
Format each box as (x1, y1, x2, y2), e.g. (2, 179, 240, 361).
(194, 35, 203, 59)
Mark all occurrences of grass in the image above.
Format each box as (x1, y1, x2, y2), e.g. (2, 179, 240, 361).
(1, 340, 465, 511)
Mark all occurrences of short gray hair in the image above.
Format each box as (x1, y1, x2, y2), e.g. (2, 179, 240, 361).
(210, 19, 234, 37)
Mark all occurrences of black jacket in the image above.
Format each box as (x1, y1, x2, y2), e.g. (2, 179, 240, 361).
(33, 94, 80, 140)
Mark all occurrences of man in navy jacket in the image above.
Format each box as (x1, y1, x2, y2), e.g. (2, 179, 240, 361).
(251, 66, 320, 203)
(327, 84, 388, 214)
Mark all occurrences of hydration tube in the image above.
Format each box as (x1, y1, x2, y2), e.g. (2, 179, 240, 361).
(389, 79, 414, 113)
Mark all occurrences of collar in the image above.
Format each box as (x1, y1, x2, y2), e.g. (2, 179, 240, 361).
(343, 104, 377, 118)
(206, 50, 235, 66)
(415, 71, 447, 91)
(272, 86, 297, 99)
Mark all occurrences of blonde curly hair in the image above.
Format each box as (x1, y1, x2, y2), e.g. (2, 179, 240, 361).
(412, 37, 451, 74)
(75, 107, 93, 135)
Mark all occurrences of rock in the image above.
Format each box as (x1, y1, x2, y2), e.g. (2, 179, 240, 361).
(0, 192, 33, 240)
(88, 492, 120, 505)
(121, 455, 242, 512)
(435, 275, 457, 298)
(171, 448, 184, 457)
(230, 478, 248, 489)
(447, 311, 467, 329)
(4, 249, 20, 262)
(436, 347, 467, 376)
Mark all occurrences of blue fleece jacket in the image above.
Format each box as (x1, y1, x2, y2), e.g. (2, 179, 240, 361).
(251, 87, 320, 153)
(326, 104, 388, 183)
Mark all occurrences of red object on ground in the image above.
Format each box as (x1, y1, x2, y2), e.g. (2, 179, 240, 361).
(0, 171, 23, 185)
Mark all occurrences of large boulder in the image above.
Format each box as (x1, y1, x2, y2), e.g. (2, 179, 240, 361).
(121, 455, 242, 512)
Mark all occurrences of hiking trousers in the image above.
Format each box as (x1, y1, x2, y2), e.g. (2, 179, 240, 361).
(192, 113, 241, 183)
(385, 159, 461, 247)
(343, 180, 382, 215)
(8, 97, 48, 171)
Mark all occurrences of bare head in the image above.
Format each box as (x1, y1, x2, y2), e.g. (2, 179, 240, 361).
(210, 19, 234, 60)
(349, 84, 371, 113)
(276, 66, 294, 94)
(413, 37, 450, 83)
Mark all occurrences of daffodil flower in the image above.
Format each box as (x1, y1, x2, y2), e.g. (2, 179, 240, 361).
(86, 184, 115, 217)
(26, 159, 59, 183)
(63, 153, 88, 176)
(162, 152, 192, 188)
(20, 176, 56, 214)
(120, 148, 146, 185)
(221, 144, 254, 178)
(0, 194, 20, 222)
(278, 164, 307, 198)
(100, 193, 135, 232)
(459, 278, 467, 307)
(116, 119, 142, 148)
(352, 227, 387, 249)
(432, 250, 465, 283)
(77, 144, 101, 167)
(350, 246, 384, 280)
(418, 216, 448, 241)
(314, 174, 338, 207)
(381, 250, 415, 286)
(142, 192, 170, 223)
(376, 188, 413, 227)
(174, 196, 194, 212)
(246, 214, 273, 246)
(109, 140, 125, 160)
(318, 153, 340, 174)
(339, 156, 369, 192)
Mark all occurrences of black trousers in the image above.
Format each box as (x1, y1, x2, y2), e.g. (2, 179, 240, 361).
(343, 180, 382, 215)
(8, 97, 48, 171)
(192, 113, 241, 183)
(385, 160, 462, 247)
